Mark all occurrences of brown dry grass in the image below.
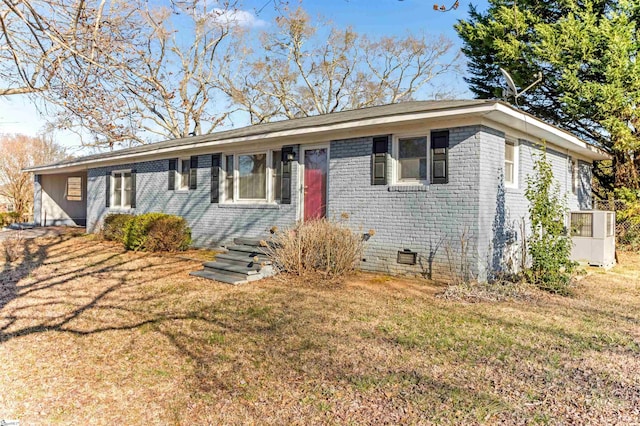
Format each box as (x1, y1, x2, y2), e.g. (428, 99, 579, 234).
(0, 234, 639, 425)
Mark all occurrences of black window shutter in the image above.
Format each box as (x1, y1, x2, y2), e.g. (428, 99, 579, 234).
(130, 169, 137, 208)
(371, 135, 390, 185)
(211, 154, 221, 203)
(281, 146, 295, 204)
(189, 156, 198, 190)
(431, 130, 449, 184)
(168, 159, 177, 190)
(105, 171, 111, 208)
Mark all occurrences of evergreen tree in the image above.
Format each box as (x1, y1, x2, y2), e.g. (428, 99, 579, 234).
(456, 0, 640, 195)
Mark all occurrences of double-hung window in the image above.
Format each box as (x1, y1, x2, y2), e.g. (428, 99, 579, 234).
(397, 137, 428, 182)
(112, 170, 132, 209)
(505, 139, 518, 187)
(177, 158, 190, 191)
(223, 150, 282, 203)
(238, 153, 267, 200)
(224, 155, 234, 202)
(271, 150, 282, 201)
(571, 157, 578, 195)
(393, 132, 449, 184)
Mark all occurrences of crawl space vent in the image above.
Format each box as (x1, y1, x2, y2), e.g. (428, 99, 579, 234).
(397, 249, 417, 265)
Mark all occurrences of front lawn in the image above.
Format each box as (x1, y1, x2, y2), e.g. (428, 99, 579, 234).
(1, 233, 639, 424)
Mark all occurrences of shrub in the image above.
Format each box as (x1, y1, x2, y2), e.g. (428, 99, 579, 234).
(144, 215, 192, 252)
(0, 211, 22, 227)
(123, 213, 168, 251)
(123, 213, 191, 252)
(524, 145, 576, 294)
(266, 218, 367, 280)
(102, 213, 135, 242)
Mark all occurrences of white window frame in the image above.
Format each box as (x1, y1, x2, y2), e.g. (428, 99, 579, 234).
(223, 154, 234, 202)
(392, 133, 430, 185)
(111, 169, 132, 210)
(176, 157, 190, 191)
(571, 157, 579, 195)
(504, 138, 519, 189)
(222, 150, 281, 204)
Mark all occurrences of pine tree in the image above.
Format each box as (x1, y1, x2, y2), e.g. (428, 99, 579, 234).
(456, 0, 640, 194)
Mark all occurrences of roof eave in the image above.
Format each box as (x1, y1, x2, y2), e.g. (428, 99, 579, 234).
(24, 101, 609, 173)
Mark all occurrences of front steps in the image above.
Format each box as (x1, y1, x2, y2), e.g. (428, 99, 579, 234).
(190, 237, 276, 285)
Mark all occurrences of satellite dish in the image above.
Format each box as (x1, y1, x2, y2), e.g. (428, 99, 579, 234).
(500, 68, 517, 98)
(499, 67, 543, 107)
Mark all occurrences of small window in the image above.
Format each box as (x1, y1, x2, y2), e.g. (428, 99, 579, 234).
(112, 171, 132, 209)
(606, 212, 615, 237)
(224, 155, 234, 202)
(272, 150, 282, 201)
(504, 138, 518, 187)
(177, 158, 190, 191)
(571, 212, 593, 237)
(238, 153, 267, 200)
(571, 158, 578, 195)
(66, 176, 83, 201)
(397, 137, 427, 181)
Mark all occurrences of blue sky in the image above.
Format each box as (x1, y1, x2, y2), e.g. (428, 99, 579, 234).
(0, 0, 490, 153)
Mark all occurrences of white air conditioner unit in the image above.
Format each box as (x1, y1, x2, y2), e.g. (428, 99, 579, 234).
(570, 210, 616, 268)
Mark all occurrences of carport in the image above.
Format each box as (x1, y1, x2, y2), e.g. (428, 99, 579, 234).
(33, 171, 87, 227)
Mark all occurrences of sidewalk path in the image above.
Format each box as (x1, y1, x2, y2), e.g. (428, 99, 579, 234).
(0, 226, 85, 243)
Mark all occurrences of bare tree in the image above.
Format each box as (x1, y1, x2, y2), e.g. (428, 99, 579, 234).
(0, 0, 104, 97)
(0, 133, 67, 217)
(218, 7, 460, 124)
(40, 0, 245, 148)
(1, 0, 245, 148)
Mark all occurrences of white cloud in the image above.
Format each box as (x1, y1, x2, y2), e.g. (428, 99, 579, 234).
(208, 8, 267, 28)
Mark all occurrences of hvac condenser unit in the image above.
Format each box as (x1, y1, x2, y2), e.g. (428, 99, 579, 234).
(570, 210, 616, 268)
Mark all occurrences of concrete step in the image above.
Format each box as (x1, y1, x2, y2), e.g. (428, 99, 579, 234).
(233, 236, 271, 247)
(226, 244, 268, 255)
(216, 251, 271, 265)
(202, 261, 261, 275)
(190, 269, 248, 285)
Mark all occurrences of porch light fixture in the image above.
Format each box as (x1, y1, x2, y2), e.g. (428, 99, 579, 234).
(286, 152, 296, 161)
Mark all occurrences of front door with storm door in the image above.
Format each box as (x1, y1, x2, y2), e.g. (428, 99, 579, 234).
(303, 147, 328, 221)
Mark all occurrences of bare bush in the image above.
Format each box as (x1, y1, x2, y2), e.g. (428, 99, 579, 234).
(444, 227, 474, 285)
(266, 218, 367, 281)
(3, 231, 24, 262)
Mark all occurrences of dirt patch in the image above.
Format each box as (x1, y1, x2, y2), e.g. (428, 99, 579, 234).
(1, 235, 639, 424)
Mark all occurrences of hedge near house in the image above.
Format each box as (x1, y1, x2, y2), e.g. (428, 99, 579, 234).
(102, 213, 191, 252)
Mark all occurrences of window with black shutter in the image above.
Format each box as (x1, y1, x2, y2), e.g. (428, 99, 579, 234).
(189, 156, 198, 190)
(431, 130, 449, 184)
(130, 169, 137, 208)
(168, 159, 177, 190)
(211, 153, 221, 203)
(105, 171, 111, 207)
(372, 135, 390, 185)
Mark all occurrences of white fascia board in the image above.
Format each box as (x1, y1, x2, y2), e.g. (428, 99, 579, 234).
(488, 104, 610, 161)
(26, 104, 497, 173)
(26, 102, 607, 173)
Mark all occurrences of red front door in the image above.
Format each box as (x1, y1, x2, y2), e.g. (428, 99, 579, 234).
(303, 148, 328, 221)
